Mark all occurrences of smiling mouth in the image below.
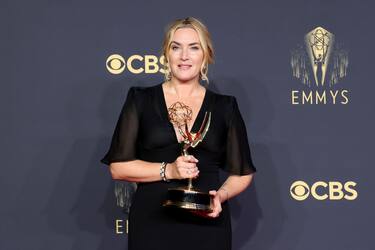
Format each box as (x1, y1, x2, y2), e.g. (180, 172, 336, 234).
(178, 64, 192, 70)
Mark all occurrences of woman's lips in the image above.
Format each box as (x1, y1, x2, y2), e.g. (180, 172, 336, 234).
(178, 64, 192, 70)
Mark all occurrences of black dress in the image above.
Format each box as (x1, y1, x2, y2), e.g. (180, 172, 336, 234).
(101, 82, 256, 250)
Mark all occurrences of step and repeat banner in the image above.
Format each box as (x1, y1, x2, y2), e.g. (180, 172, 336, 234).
(2, 0, 374, 250)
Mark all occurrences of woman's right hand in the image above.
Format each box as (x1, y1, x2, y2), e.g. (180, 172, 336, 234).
(166, 155, 199, 180)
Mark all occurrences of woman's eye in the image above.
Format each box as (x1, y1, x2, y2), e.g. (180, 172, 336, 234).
(191, 46, 200, 50)
(171, 46, 179, 50)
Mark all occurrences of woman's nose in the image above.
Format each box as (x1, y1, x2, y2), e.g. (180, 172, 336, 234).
(180, 48, 189, 60)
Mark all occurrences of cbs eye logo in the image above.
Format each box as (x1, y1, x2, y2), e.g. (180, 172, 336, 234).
(106, 54, 166, 75)
(290, 180, 358, 201)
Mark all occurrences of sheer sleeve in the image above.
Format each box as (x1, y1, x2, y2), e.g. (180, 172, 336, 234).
(100, 87, 140, 165)
(223, 96, 256, 175)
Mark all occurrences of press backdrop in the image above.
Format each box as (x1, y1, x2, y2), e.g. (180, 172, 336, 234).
(2, 0, 375, 249)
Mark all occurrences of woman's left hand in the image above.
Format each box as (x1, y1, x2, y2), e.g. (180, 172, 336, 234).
(206, 190, 223, 218)
(190, 190, 222, 219)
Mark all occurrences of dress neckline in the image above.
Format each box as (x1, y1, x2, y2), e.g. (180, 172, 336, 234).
(158, 82, 210, 144)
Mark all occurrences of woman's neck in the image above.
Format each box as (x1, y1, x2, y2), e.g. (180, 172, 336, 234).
(166, 78, 203, 99)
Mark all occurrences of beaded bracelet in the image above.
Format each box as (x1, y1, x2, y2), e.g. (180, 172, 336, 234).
(160, 162, 170, 182)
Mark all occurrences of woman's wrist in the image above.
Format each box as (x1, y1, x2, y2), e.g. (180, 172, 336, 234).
(160, 162, 170, 182)
(164, 163, 173, 180)
(218, 187, 229, 203)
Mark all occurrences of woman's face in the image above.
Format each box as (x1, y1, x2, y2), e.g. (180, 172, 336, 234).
(168, 27, 204, 83)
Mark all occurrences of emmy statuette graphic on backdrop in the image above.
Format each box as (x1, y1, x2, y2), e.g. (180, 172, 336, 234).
(162, 101, 213, 213)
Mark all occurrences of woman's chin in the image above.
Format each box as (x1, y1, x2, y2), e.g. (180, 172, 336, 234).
(173, 75, 199, 83)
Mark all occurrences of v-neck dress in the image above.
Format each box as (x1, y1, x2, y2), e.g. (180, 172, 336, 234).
(101, 82, 256, 250)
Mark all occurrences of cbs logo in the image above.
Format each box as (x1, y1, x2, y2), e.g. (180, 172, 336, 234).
(290, 180, 358, 201)
(106, 54, 166, 75)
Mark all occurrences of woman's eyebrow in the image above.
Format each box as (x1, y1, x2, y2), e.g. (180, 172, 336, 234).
(171, 41, 200, 46)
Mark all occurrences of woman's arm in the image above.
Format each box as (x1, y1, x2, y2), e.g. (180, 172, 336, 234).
(110, 160, 163, 182)
(192, 173, 255, 218)
(109, 155, 200, 182)
(217, 173, 255, 203)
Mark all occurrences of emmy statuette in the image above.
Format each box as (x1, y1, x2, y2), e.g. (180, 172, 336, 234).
(162, 101, 213, 213)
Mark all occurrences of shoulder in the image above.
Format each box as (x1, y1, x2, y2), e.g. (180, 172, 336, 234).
(207, 88, 237, 107)
(128, 84, 154, 95)
(127, 83, 159, 99)
(206, 89, 239, 124)
(125, 83, 160, 112)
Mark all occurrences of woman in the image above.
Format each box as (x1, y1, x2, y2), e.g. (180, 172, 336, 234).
(101, 17, 256, 250)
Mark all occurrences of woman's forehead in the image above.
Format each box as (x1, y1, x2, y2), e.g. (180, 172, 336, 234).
(171, 27, 201, 44)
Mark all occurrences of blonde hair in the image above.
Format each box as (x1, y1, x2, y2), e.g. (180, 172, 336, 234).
(161, 17, 214, 83)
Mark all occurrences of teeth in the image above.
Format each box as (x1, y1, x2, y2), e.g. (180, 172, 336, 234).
(179, 65, 191, 69)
